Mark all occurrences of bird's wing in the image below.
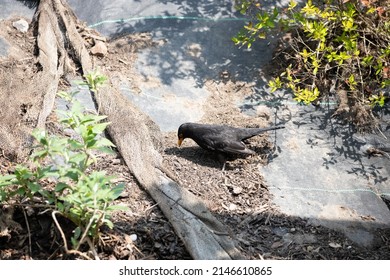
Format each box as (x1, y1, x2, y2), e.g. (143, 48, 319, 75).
(206, 135, 255, 155)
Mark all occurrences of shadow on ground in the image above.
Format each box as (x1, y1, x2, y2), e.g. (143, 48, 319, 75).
(3, 202, 390, 259)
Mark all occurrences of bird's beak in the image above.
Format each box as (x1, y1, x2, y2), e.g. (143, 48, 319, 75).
(178, 137, 183, 147)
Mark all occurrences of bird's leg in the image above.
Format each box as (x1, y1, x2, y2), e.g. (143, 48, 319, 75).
(216, 153, 227, 171)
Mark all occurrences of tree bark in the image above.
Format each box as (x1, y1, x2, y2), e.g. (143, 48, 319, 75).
(28, 0, 244, 259)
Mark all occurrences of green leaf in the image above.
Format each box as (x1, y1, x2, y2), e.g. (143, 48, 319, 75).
(288, 0, 297, 10)
(64, 169, 80, 181)
(16, 187, 26, 196)
(104, 219, 114, 229)
(369, 93, 386, 107)
(55, 182, 69, 192)
(67, 139, 84, 150)
(57, 201, 65, 212)
(69, 153, 88, 166)
(342, 18, 356, 32)
(268, 76, 283, 93)
(31, 150, 49, 161)
(294, 87, 320, 105)
(95, 137, 116, 148)
(301, 0, 320, 17)
(91, 122, 110, 134)
(28, 182, 41, 193)
(15, 166, 33, 180)
(348, 74, 357, 90)
(32, 129, 48, 146)
(109, 183, 126, 200)
(0, 175, 17, 187)
(300, 48, 310, 62)
(73, 227, 82, 240)
(106, 204, 129, 212)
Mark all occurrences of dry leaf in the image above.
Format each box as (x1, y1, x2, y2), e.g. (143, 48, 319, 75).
(271, 241, 284, 249)
(329, 242, 342, 249)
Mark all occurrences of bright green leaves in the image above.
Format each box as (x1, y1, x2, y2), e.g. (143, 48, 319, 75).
(288, 0, 298, 11)
(300, 48, 321, 75)
(268, 76, 283, 93)
(301, 0, 320, 17)
(234, 0, 389, 113)
(303, 20, 328, 42)
(369, 93, 386, 107)
(340, 3, 357, 32)
(269, 66, 320, 105)
(347, 74, 358, 91)
(232, 7, 279, 48)
(83, 69, 108, 93)
(326, 50, 352, 65)
(294, 87, 320, 105)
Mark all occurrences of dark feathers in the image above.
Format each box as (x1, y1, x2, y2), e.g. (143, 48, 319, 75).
(177, 122, 284, 155)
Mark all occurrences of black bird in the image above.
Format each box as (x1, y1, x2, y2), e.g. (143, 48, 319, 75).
(177, 122, 284, 157)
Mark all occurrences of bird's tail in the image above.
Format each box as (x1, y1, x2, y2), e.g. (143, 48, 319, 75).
(259, 125, 285, 132)
(241, 125, 285, 140)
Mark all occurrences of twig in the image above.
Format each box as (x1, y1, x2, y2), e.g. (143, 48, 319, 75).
(118, 58, 128, 65)
(86, 236, 100, 260)
(76, 213, 96, 251)
(144, 203, 159, 215)
(75, 215, 101, 260)
(22, 207, 33, 258)
(48, 246, 61, 260)
(51, 210, 93, 260)
(264, 211, 272, 225)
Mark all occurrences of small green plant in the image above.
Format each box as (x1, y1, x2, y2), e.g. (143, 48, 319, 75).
(77, 69, 108, 114)
(0, 73, 126, 259)
(83, 69, 108, 93)
(369, 92, 387, 107)
(233, 0, 390, 129)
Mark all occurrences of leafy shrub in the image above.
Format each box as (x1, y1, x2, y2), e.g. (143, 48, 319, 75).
(0, 73, 127, 258)
(233, 0, 390, 129)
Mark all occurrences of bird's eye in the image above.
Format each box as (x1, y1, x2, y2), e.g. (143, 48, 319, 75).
(179, 133, 183, 138)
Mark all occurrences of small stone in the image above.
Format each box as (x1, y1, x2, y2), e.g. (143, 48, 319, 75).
(129, 234, 137, 242)
(12, 19, 29, 33)
(125, 234, 137, 244)
(111, 158, 121, 165)
(229, 203, 237, 211)
(90, 41, 107, 57)
(232, 186, 242, 195)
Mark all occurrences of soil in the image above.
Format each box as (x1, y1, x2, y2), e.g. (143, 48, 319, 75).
(1, 16, 390, 260)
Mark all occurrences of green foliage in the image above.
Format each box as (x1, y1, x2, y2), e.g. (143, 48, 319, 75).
(234, 0, 390, 126)
(79, 69, 108, 115)
(82, 69, 108, 93)
(369, 93, 387, 107)
(294, 86, 320, 105)
(0, 73, 127, 255)
(232, 4, 279, 48)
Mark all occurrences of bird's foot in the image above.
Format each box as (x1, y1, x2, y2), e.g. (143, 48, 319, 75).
(221, 161, 226, 172)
